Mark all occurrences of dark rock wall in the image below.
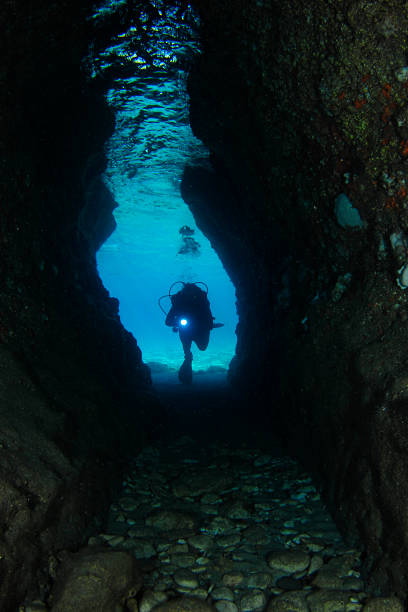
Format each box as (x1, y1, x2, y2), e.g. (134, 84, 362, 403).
(3, 0, 408, 605)
(0, 2, 161, 609)
(188, 0, 408, 600)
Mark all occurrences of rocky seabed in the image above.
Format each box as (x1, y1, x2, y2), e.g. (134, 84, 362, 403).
(22, 436, 402, 611)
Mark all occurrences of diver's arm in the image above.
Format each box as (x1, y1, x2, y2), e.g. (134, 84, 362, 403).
(165, 307, 178, 327)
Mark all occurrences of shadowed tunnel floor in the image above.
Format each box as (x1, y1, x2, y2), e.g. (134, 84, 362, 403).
(82, 379, 373, 612)
(152, 373, 279, 450)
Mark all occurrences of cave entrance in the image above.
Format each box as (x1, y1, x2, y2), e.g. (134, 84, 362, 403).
(93, 0, 238, 382)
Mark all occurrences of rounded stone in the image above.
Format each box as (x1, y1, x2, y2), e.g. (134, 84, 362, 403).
(207, 516, 235, 535)
(267, 551, 310, 574)
(222, 571, 244, 587)
(217, 534, 241, 548)
(106, 535, 125, 547)
(223, 501, 250, 519)
(188, 588, 209, 600)
(240, 590, 267, 611)
(307, 589, 360, 611)
(170, 554, 196, 568)
(50, 549, 142, 612)
(254, 454, 272, 467)
(312, 569, 344, 589)
(129, 540, 156, 559)
(188, 535, 214, 552)
(174, 569, 199, 589)
(265, 590, 308, 611)
(247, 572, 272, 589)
(211, 587, 234, 601)
(196, 556, 211, 566)
(362, 597, 404, 611)
(172, 473, 231, 498)
(139, 589, 168, 612)
(151, 596, 216, 611)
(214, 601, 238, 612)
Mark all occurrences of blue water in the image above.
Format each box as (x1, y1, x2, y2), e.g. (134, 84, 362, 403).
(94, 1, 238, 375)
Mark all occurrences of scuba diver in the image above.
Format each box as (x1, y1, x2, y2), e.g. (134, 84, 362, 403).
(159, 282, 224, 384)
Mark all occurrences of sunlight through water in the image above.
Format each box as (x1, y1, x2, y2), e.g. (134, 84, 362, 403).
(93, 1, 238, 374)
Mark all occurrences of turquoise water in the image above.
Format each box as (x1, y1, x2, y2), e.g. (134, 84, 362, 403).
(94, 1, 238, 374)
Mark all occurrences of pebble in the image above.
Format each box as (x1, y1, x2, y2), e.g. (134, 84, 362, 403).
(207, 516, 235, 535)
(215, 601, 239, 612)
(266, 590, 308, 611)
(139, 589, 168, 612)
(171, 553, 196, 568)
(240, 589, 267, 611)
(20, 436, 404, 611)
(306, 588, 364, 611)
(217, 534, 241, 547)
(189, 587, 208, 599)
(222, 571, 244, 587)
(267, 550, 310, 574)
(212, 586, 235, 601)
(146, 510, 196, 531)
(106, 535, 125, 547)
(188, 534, 214, 551)
(174, 569, 199, 589)
(247, 572, 272, 589)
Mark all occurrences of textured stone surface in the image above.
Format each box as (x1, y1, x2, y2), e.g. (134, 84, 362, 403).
(266, 590, 308, 612)
(306, 589, 361, 611)
(146, 511, 197, 531)
(58, 436, 369, 612)
(240, 589, 266, 611)
(0, 1, 163, 609)
(186, 0, 408, 602)
(267, 551, 310, 574)
(50, 548, 143, 611)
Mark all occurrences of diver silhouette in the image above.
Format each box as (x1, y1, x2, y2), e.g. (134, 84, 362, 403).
(159, 282, 223, 384)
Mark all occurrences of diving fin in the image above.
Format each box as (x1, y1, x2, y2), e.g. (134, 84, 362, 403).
(178, 359, 193, 385)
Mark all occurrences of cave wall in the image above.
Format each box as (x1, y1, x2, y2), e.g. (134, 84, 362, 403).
(0, 2, 162, 609)
(188, 0, 408, 600)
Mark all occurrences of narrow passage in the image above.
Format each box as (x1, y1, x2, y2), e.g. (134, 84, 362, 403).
(92, 382, 376, 612)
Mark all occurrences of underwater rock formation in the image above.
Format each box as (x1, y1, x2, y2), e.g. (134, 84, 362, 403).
(49, 547, 143, 611)
(187, 0, 408, 600)
(2, 0, 408, 607)
(0, 1, 162, 609)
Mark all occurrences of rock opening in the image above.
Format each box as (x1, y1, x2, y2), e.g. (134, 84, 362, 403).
(1, 0, 408, 609)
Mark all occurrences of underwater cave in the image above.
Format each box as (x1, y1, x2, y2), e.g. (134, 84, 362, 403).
(2, 0, 408, 610)
(94, 4, 238, 377)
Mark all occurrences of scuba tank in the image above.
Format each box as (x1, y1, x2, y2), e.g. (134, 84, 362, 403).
(158, 281, 208, 317)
